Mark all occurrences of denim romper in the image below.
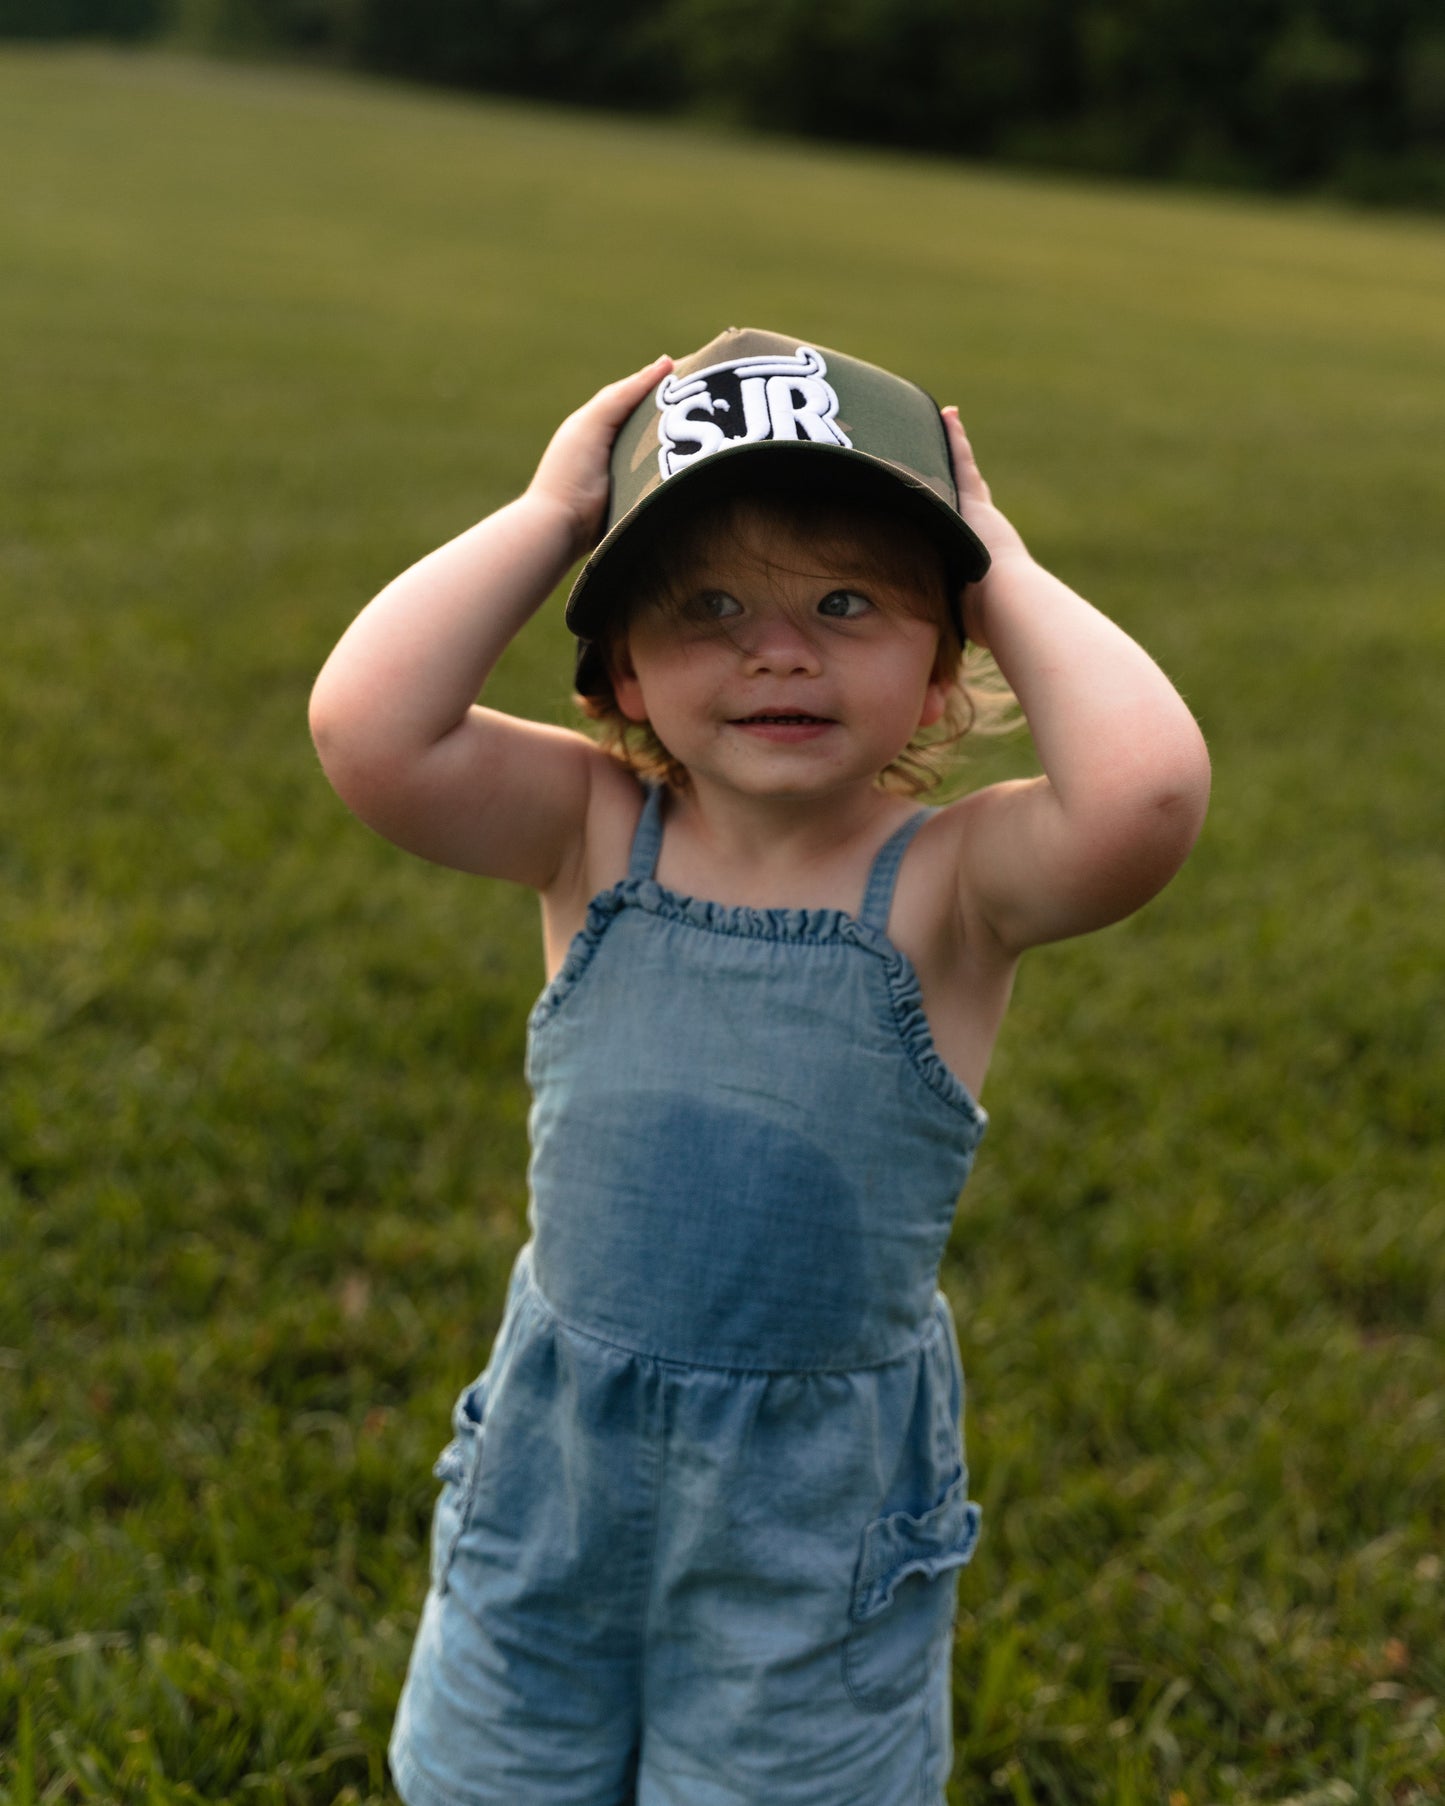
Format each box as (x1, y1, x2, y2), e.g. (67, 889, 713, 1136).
(390, 783, 987, 1806)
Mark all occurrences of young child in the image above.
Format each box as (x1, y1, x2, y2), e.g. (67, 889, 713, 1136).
(309, 328, 1210, 1806)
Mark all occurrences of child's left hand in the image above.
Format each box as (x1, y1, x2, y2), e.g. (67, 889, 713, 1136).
(941, 407, 1031, 645)
(941, 408, 1026, 562)
(936, 406, 1211, 955)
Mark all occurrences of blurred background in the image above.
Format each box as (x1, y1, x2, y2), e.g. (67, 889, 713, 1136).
(2, 6, 1442, 1804)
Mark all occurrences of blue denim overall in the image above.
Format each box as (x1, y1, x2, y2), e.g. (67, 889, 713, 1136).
(390, 784, 987, 1806)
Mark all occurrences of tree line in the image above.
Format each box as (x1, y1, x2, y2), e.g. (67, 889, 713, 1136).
(7, 0, 1444, 208)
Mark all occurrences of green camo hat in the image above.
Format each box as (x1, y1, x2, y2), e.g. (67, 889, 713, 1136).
(566, 327, 991, 696)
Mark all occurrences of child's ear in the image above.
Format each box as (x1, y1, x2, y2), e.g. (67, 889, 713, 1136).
(918, 675, 949, 731)
(919, 639, 956, 729)
(609, 640, 650, 724)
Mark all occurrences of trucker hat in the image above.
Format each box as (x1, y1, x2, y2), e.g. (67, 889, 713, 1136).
(565, 327, 991, 696)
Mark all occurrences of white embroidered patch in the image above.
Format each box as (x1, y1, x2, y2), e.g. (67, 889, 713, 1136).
(656, 347, 850, 480)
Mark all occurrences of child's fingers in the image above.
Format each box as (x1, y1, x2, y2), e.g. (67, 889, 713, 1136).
(529, 356, 675, 556)
(942, 405, 991, 506)
(586, 354, 674, 429)
(942, 406, 1030, 570)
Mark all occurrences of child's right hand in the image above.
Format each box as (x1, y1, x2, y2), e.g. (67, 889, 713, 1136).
(527, 355, 674, 563)
(311, 354, 679, 906)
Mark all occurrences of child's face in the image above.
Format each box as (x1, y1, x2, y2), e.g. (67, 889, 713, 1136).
(609, 513, 950, 803)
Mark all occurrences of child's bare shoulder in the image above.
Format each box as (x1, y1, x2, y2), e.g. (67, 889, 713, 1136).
(579, 753, 649, 888)
(899, 785, 1032, 956)
(888, 792, 1026, 1099)
(538, 754, 647, 974)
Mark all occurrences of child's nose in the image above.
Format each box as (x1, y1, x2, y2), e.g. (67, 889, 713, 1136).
(742, 614, 823, 675)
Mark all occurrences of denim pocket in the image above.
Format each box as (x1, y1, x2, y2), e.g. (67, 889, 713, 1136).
(429, 1374, 490, 1596)
(843, 1468, 981, 1712)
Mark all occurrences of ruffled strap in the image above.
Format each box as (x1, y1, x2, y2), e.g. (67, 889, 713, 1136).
(857, 810, 931, 933)
(626, 782, 666, 881)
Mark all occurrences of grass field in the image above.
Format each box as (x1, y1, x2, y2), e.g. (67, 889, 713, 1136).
(2, 43, 1443, 1806)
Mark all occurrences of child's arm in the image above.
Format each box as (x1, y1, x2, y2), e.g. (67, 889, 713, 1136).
(308, 356, 671, 890)
(942, 408, 1211, 954)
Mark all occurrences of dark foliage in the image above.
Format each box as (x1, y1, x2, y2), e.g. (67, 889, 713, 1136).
(6, 0, 1444, 204)
(0, 0, 164, 34)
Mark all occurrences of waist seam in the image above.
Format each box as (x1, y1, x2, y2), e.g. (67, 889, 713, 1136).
(526, 1261, 948, 1378)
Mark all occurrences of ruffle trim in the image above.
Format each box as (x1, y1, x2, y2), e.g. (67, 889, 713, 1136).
(529, 878, 987, 1134)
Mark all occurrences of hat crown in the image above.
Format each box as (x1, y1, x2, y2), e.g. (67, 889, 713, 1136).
(602, 327, 956, 536)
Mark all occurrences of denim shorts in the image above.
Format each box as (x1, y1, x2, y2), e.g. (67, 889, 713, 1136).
(388, 1246, 979, 1806)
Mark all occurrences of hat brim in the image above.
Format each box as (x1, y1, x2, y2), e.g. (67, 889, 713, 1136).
(566, 439, 991, 698)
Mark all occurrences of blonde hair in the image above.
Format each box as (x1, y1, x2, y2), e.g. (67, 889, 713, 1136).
(574, 487, 1016, 796)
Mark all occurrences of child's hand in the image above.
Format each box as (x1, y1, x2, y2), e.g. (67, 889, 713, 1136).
(527, 354, 674, 564)
(937, 406, 1210, 954)
(942, 407, 1029, 562)
(942, 407, 1032, 643)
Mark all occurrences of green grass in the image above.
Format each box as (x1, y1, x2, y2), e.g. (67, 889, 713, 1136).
(2, 43, 1443, 1805)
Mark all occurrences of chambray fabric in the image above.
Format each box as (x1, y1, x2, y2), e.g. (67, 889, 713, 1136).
(390, 784, 987, 1806)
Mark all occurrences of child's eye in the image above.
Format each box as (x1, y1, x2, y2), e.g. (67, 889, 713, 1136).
(817, 590, 873, 620)
(682, 590, 743, 622)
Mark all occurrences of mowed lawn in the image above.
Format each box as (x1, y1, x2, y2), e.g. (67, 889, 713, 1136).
(1, 44, 1442, 1806)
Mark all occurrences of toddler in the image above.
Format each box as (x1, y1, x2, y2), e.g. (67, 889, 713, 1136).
(309, 328, 1211, 1806)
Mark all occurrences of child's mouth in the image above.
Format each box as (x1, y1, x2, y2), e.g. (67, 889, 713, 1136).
(731, 713, 835, 740)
